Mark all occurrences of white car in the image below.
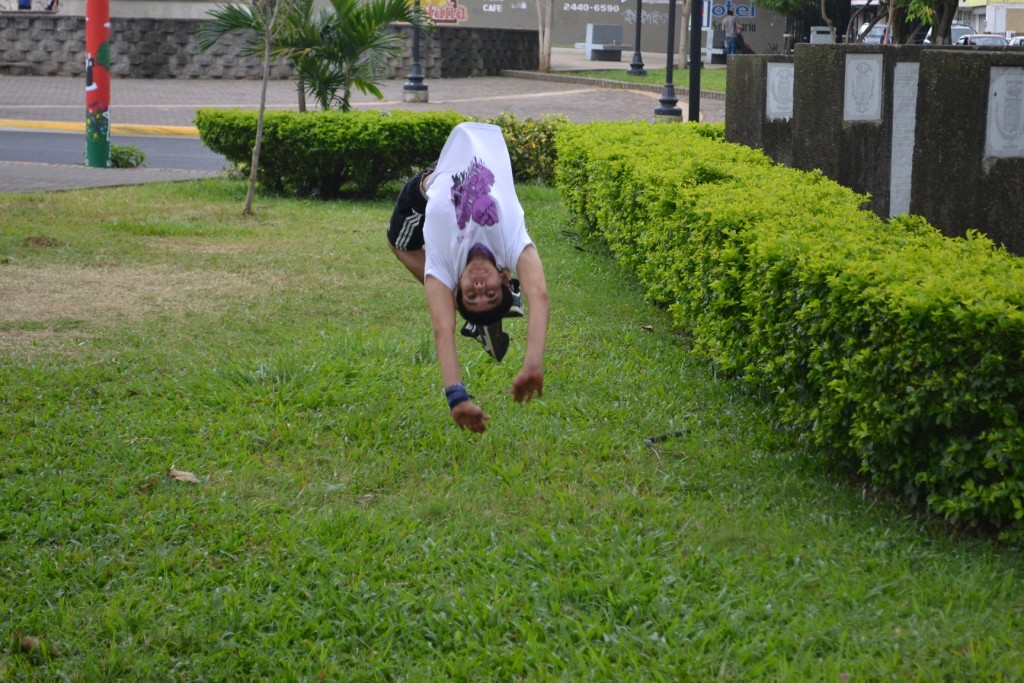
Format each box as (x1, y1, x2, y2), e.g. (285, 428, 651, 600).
(858, 24, 890, 44)
(924, 23, 974, 45)
(1010, 36, 1024, 46)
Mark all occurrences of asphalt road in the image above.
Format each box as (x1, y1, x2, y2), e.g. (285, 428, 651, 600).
(0, 129, 230, 171)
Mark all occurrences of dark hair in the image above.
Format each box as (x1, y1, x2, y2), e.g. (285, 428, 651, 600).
(456, 283, 514, 326)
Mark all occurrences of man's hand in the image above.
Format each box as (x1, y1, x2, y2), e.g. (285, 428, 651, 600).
(451, 401, 491, 432)
(510, 368, 544, 403)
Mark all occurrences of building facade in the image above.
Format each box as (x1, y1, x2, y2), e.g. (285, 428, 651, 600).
(50, 0, 787, 60)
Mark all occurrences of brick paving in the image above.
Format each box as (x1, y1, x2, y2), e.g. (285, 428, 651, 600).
(0, 48, 726, 193)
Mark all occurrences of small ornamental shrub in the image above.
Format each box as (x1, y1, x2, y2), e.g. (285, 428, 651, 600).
(485, 111, 569, 186)
(109, 144, 147, 169)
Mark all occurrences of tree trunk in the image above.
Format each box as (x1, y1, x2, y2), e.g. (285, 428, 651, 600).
(244, 0, 281, 215)
(820, 0, 835, 41)
(933, 0, 958, 44)
(845, 0, 875, 43)
(296, 76, 306, 113)
(536, 0, 553, 73)
(679, 0, 691, 69)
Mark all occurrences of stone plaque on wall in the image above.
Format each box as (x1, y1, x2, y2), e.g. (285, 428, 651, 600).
(985, 66, 1024, 158)
(766, 62, 794, 120)
(889, 62, 919, 217)
(844, 54, 883, 122)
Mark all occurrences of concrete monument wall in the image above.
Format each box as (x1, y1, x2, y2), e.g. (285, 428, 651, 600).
(912, 49, 1024, 253)
(725, 45, 1024, 255)
(724, 54, 794, 167)
(790, 44, 924, 219)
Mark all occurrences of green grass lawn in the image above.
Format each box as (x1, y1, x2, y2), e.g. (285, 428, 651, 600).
(2, 179, 1022, 680)
(570, 67, 727, 92)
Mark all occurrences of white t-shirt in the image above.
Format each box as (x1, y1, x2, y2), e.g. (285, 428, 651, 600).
(423, 122, 534, 291)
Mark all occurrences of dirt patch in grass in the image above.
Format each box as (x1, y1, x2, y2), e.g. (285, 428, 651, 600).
(0, 262, 260, 353)
(23, 235, 66, 248)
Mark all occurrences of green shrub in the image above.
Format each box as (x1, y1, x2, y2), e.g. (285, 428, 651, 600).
(485, 112, 569, 186)
(195, 109, 470, 198)
(555, 121, 1024, 540)
(195, 109, 567, 198)
(108, 144, 147, 169)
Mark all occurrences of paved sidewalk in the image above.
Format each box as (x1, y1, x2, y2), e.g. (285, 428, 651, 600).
(0, 48, 725, 193)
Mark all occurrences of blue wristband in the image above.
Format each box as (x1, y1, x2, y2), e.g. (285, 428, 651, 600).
(444, 383, 471, 410)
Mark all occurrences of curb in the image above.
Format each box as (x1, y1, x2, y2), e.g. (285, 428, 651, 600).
(500, 70, 726, 101)
(0, 119, 200, 137)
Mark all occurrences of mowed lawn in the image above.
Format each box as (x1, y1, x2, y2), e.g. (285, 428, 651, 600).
(1, 179, 1022, 681)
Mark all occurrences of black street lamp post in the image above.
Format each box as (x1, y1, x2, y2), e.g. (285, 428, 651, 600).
(688, 0, 702, 121)
(402, 0, 428, 103)
(626, 0, 646, 77)
(654, 0, 682, 122)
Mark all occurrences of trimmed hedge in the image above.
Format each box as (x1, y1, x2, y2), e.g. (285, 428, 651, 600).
(488, 111, 569, 187)
(557, 121, 1024, 540)
(195, 109, 566, 198)
(196, 109, 469, 198)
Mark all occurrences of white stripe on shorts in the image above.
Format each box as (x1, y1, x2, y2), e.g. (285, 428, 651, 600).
(394, 209, 422, 250)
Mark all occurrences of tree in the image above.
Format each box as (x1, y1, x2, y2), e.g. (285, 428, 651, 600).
(198, 0, 293, 215)
(284, 0, 421, 111)
(906, 0, 960, 44)
(760, 0, 851, 45)
(679, 0, 692, 68)
(535, 0, 554, 73)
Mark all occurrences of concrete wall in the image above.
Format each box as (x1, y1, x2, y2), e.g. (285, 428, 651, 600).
(790, 44, 924, 218)
(724, 54, 794, 166)
(912, 48, 1024, 253)
(0, 14, 537, 79)
(725, 45, 1024, 255)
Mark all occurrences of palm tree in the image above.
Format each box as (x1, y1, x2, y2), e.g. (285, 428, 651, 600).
(198, 0, 294, 214)
(285, 0, 423, 112)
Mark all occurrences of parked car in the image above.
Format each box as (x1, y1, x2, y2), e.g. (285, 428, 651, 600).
(954, 34, 1009, 46)
(1009, 36, 1024, 46)
(924, 23, 974, 44)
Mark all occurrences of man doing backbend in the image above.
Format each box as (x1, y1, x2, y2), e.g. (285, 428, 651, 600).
(387, 122, 550, 433)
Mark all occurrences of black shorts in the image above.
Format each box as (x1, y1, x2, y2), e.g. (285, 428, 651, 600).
(387, 165, 434, 251)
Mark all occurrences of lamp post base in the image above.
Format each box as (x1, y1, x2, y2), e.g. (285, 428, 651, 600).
(402, 85, 429, 103)
(654, 85, 682, 122)
(627, 51, 646, 77)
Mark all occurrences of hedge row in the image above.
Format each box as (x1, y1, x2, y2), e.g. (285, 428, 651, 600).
(556, 121, 1024, 539)
(195, 109, 568, 198)
(196, 109, 467, 199)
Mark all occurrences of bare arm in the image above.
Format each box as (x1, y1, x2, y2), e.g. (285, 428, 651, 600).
(425, 275, 491, 432)
(510, 245, 549, 402)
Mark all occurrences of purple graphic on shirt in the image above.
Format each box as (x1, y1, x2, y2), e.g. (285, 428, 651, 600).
(451, 158, 498, 230)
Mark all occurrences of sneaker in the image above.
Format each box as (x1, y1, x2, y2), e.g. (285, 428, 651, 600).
(506, 278, 524, 318)
(460, 321, 510, 362)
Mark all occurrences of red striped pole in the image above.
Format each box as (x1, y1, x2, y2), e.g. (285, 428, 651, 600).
(85, 0, 110, 168)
